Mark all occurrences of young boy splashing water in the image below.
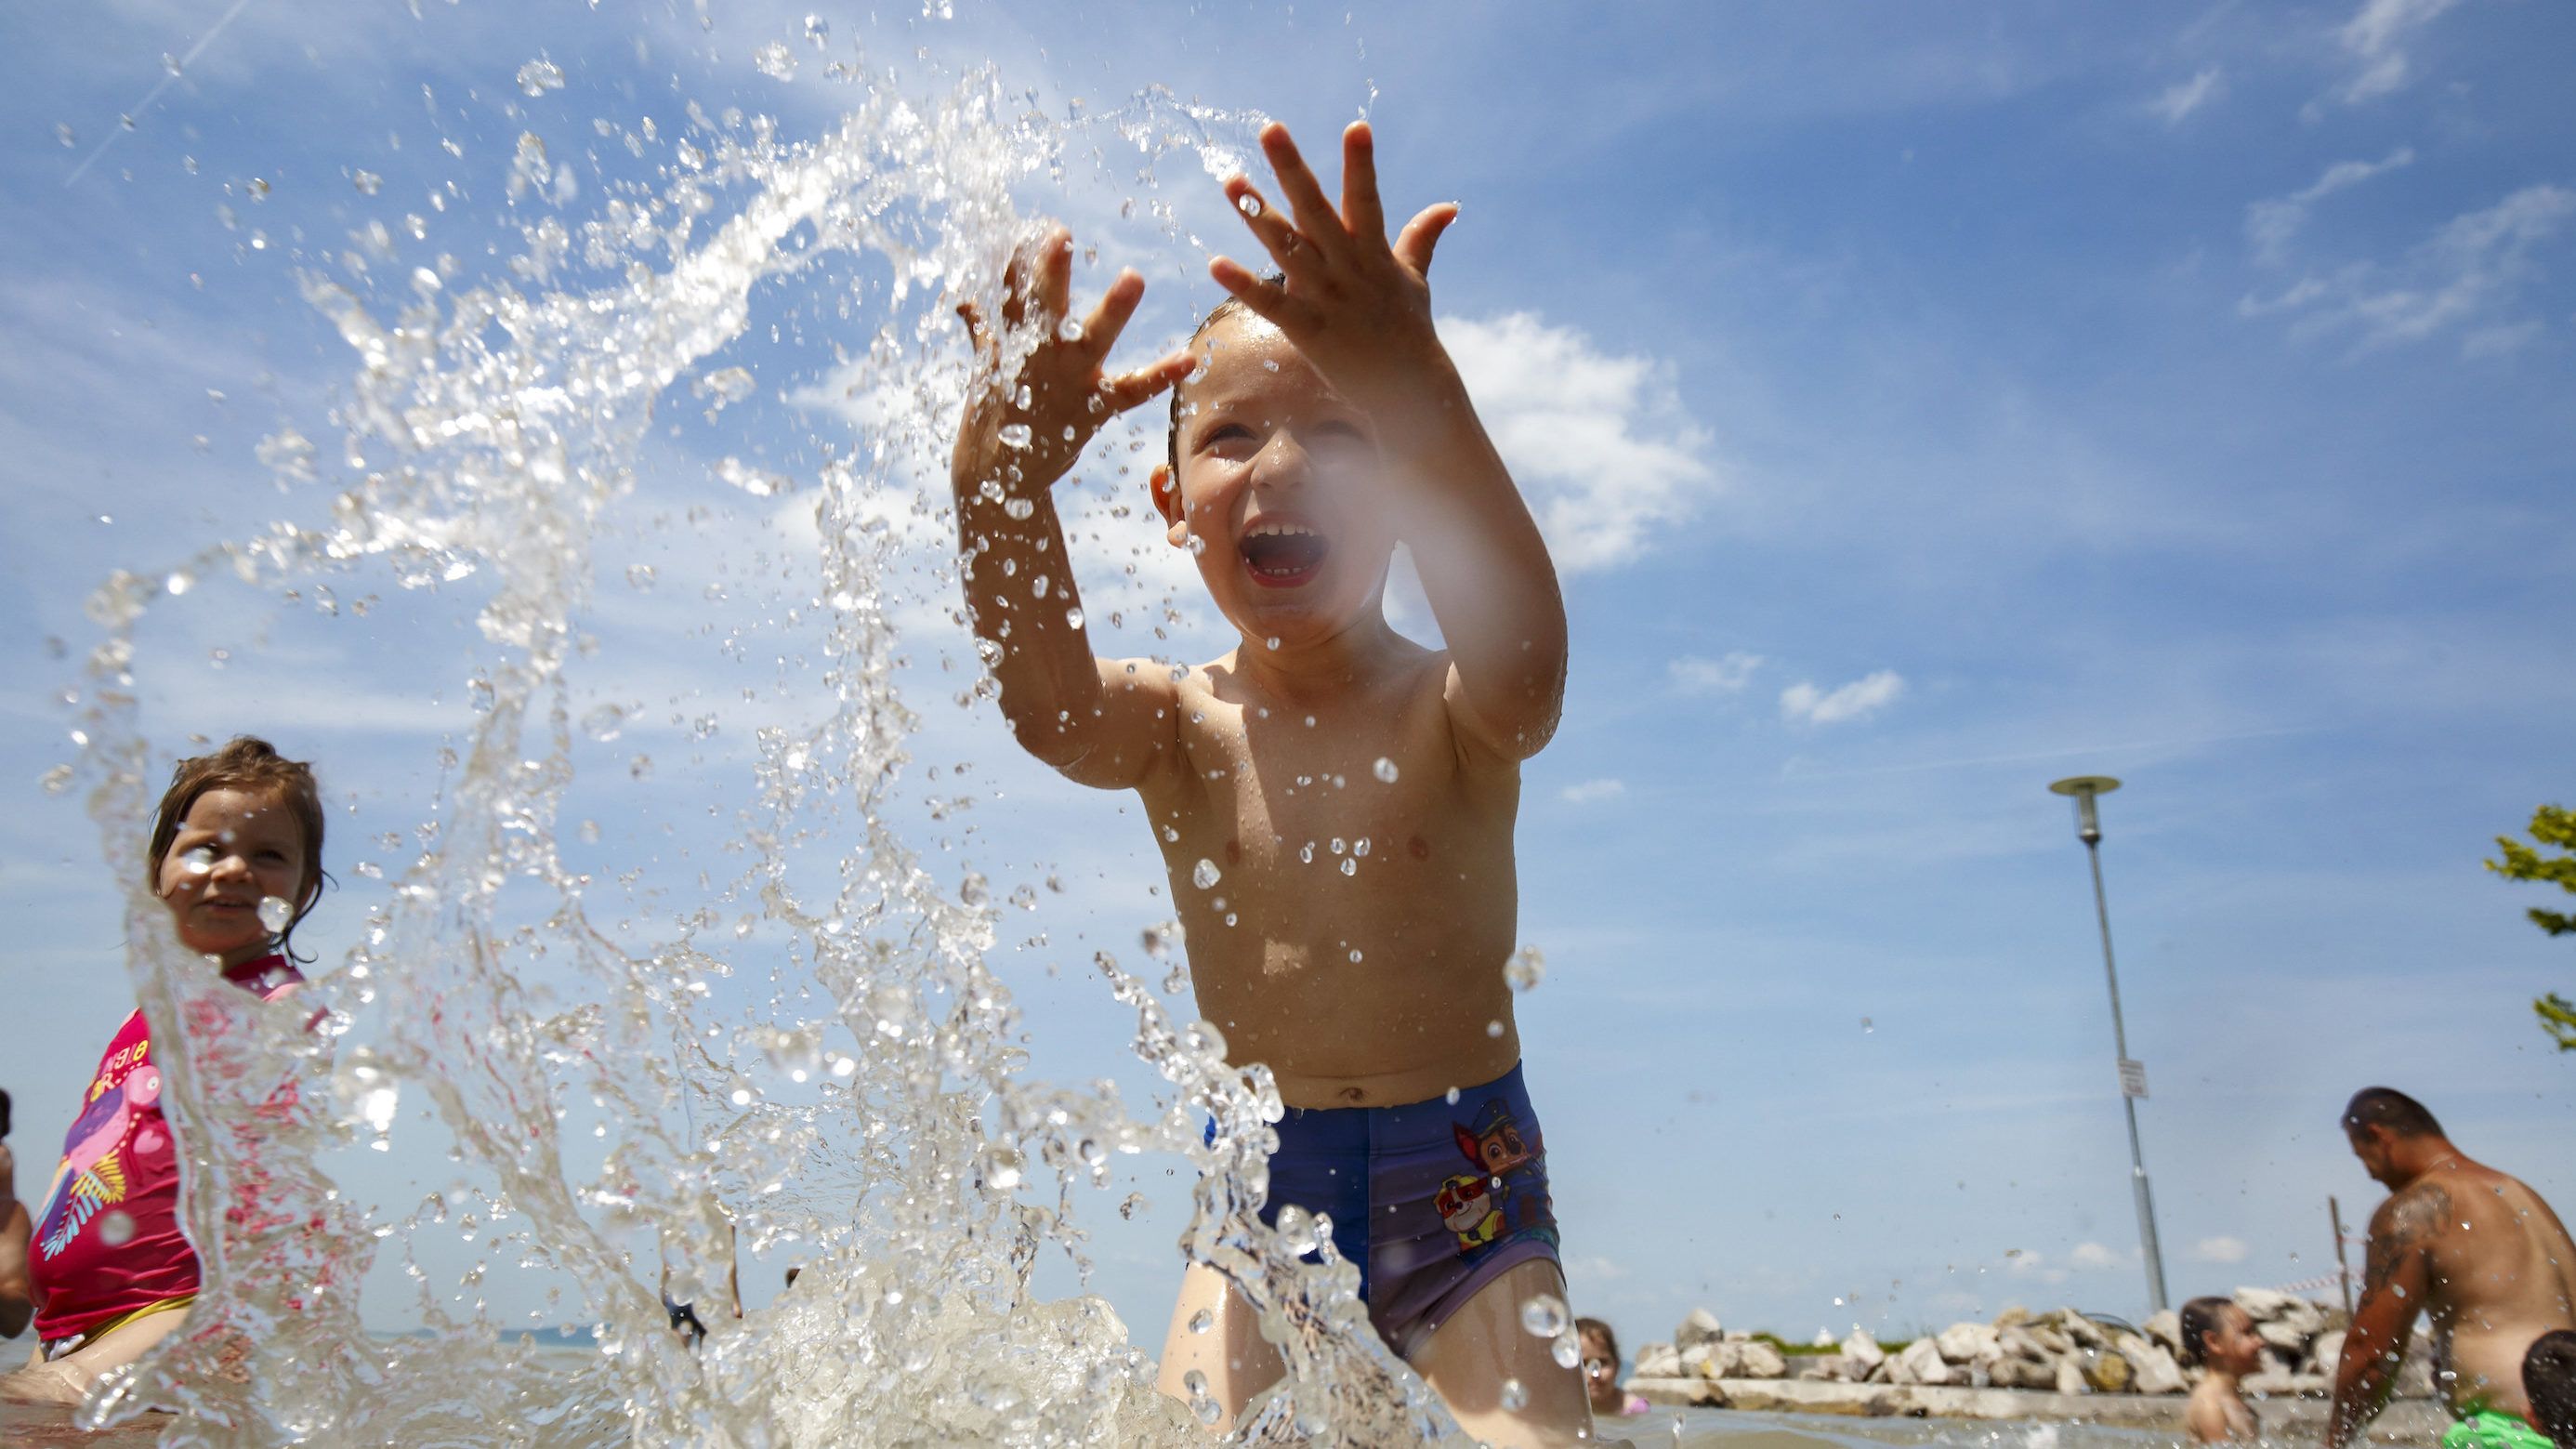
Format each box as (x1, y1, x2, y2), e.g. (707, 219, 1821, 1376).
(951, 121, 1584, 1442)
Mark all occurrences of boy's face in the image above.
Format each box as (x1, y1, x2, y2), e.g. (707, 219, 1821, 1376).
(1156, 314, 1398, 649)
(156, 785, 310, 968)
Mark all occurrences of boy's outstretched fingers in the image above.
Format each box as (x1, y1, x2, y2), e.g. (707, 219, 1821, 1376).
(1393, 202, 1458, 278)
(1098, 349, 1199, 415)
(1339, 120, 1384, 240)
(1255, 122, 1350, 258)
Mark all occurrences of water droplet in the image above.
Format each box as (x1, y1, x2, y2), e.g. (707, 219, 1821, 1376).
(998, 422, 1032, 450)
(1237, 192, 1263, 217)
(1275, 1203, 1318, 1256)
(624, 564, 656, 590)
(1264, 636, 1281, 651)
(1552, 1327, 1583, 1369)
(1860, 1016, 1874, 1034)
(580, 704, 625, 741)
(1445, 1086, 1461, 1105)
(1057, 316, 1084, 342)
(977, 1142, 1023, 1191)
(1003, 496, 1035, 520)
(1191, 858, 1221, 889)
(754, 41, 797, 80)
(1338, 857, 1357, 876)
(56, 123, 76, 149)
(257, 895, 294, 933)
(1486, 1019, 1505, 1038)
(1189, 1308, 1213, 1335)
(515, 59, 564, 98)
(353, 169, 383, 196)
(1520, 1292, 1569, 1338)
(1504, 945, 1545, 993)
(627, 754, 653, 780)
(1373, 757, 1399, 784)
(99, 1211, 137, 1246)
(38, 763, 74, 795)
(802, 12, 830, 45)
(1499, 1377, 1528, 1411)
(164, 570, 194, 597)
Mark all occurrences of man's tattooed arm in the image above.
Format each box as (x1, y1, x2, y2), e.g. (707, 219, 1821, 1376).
(2328, 1185, 2444, 1449)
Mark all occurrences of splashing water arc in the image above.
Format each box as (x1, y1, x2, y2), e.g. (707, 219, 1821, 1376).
(59, 39, 1471, 1449)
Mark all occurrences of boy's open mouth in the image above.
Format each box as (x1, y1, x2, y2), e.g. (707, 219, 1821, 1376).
(1240, 519, 1331, 588)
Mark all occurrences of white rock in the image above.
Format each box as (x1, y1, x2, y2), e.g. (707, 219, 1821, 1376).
(1675, 1308, 1724, 1350)
(1938, 1323, 2001, 1364)
(1634, 1342, 1682, 1379)
(2257, 1320, 2310, 1352)
(2278, 1299, 2329, 1337)
(2056, 1357, 2090, 1396)
(1681, 1340, 1740, 1380)
(2060, 1311, 2112, 1350)
(1737, 1340, 1789, 1380)
(2142, 1309, 2182, 1354)
(2233, 1287, 2294, 1322)
(1839, 1327, 1886, 1371)
(1999, 1326, 2050, 1363)
(2307, 1329, 2346, 1377)
(2120, 1337, 2188, 1395)
(1898, 1337, 1953, 1387)
(1992, 1356, 2057, 1390)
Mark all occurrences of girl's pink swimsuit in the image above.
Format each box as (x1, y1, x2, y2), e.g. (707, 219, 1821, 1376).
(28, 954, 302, 1351)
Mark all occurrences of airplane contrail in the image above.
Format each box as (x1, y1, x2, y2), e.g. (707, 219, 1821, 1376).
(64, 0, 258, 188)
(1780, 723, 2324, 783)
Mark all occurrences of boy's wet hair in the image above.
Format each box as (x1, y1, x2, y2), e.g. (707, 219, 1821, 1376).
(2525, 1329, 2576, 1448)
(1575, 1315, 1619, 1364)
(2342, 1087, 2443, 1139)
(1163, 280, 1281, 476)
(148, 735, 331, 964)
(2176, 1296, 2237, 1367)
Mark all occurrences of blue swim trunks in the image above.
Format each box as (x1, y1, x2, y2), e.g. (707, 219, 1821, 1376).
(1235, 1061, 1562, 1359)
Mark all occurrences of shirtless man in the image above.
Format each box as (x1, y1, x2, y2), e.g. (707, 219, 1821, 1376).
(948, 120, 1582, 1444)
(2328, 1087, 2576, 1449)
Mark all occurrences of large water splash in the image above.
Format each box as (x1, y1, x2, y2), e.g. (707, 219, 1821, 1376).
(57, 37, 1467, 1449)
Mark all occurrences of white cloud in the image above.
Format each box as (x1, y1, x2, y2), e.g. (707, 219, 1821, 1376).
(2243, 148, 2415, 261)
(1559, 778, 1627, 805)
(1562, 1254, 1629, 1284)
(2149, 68, 2225, 125)
(2241, 184, 2576, 350)
(1439, 312, 1721, 575)
(1670, 652, 1764, 694)
(1780, 669, 1905, 727)
(2327, 0, 2465, 106)
(2070, 1241, 2123, 1270)
(2190, 1235, 2252, 1264)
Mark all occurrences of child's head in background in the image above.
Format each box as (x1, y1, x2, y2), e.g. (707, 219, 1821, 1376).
(146, 736, 327, 968)
(2178, 1296, 2264, 1377)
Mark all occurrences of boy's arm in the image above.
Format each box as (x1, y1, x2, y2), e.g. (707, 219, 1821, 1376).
(2327, 1192, 2434, 1449)
(952, 229, 1198, 789)
(1210, 122, 1569, 762)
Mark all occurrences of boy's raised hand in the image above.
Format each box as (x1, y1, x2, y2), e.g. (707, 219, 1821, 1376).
(1210, 121, 1461, 418)
(953, 226, 1194, 494)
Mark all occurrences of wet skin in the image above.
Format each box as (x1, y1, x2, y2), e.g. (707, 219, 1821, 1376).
(2329, 1130, 2576, 1444)
(950, 119, 1578, 1445)
(2185, 1304, 2263, 1444)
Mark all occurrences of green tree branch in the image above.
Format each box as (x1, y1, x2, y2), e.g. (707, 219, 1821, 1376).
(2490, 805, 2576, 1050)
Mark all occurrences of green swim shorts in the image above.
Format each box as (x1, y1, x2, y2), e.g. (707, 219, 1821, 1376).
(2441, 1410, 2555, 1449)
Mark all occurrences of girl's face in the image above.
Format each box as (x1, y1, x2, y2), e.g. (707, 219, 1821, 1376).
(2207, 1306, 2266, 1377)
(1580, 1326, 1621, 1406)
(156, 786, 310, 968)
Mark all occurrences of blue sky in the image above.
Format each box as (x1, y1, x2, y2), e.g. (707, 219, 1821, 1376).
(4, 0, 2573, 1368)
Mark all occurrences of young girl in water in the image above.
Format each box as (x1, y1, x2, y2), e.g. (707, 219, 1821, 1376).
(0, 737, 327, 1407)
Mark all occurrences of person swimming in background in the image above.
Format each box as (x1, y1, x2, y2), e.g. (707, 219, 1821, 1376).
(1575, 1318, 1649, 1419)
(2328, 1087, 2576, 1449)
(2177, 1296, 2263, 1443)
(2, 1088, 33, 1341)
(2525, 1331, 2576, 1449)
(0, 737, 328, 1407)
(948, 119, 1582, 1443)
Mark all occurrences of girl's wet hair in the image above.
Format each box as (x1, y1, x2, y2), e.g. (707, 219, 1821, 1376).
(148, 735, 331, 963)
(1575, 1315, 1619, 1364)
(2176, 1295, 2237, 1367)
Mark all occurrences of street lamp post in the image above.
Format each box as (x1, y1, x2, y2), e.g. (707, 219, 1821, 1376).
(2048, 775, 2170, 1317)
